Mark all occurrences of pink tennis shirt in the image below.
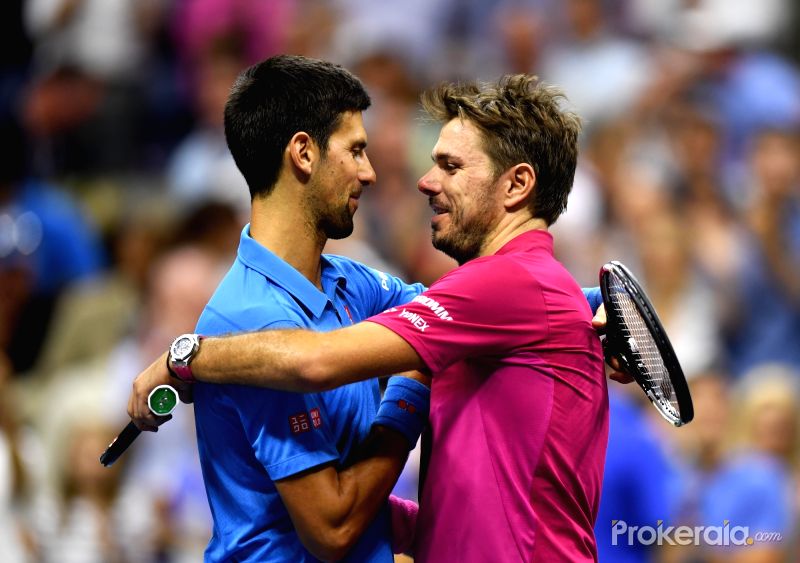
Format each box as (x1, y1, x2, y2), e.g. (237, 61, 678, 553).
(367, 229, 608, 562)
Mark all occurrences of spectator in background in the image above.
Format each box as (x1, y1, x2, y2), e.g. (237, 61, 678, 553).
(0, 352, 34, 562)
(171, 0, 294, 72)
(673, 370, 796, 562)
(664, 98, 744, 288)
(31, 195, 172, 380)
(724, 127, 800, 376)
(167, 37, 251, 218)
(24, 0, 166, 174)
(541, 0, 653, 127)
(704, 366, 797, 561)
(0, 119, 103, 375)
(32, 244, 224, 563)
(28, 419, 157, 563)
(634, 206, 722, 378)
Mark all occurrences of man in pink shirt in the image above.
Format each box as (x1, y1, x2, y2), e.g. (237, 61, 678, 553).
(130, 73, 608, 561)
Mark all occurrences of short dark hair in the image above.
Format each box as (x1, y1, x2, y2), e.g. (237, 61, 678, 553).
(224, 55, 371, 199)
(421, 75, 581, 225)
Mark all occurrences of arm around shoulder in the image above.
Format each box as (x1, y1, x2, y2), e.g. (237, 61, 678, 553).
(192, 321, 425, 391)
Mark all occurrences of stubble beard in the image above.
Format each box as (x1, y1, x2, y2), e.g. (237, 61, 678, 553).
(306, 172, 356, 241)
(320, 202, 354, 240)
(431, 182, 498, 266)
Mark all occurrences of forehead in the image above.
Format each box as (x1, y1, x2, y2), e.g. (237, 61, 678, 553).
(432, 118, 489, 162)
(330, 111, 367, 143)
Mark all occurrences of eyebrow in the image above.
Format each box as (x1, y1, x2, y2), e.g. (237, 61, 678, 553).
(431, 151, 460, 163)
(352, 139, 367, 150)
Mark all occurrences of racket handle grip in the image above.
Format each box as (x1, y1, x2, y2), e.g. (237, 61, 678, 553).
(100, 422, 141, 467)
(100, 385, 179, 467)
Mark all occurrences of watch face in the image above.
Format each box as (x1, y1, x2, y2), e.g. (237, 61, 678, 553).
(172, 336, 196, 361)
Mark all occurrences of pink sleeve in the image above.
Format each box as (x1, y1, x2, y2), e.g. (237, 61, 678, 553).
(388, 495, 419, 555)
(367, 257, 548, 373)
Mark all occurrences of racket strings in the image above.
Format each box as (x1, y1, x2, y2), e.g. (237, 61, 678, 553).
(608, 275, 681, 421)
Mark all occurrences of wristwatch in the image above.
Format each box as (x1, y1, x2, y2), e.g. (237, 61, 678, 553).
(167, 333, 204, 382)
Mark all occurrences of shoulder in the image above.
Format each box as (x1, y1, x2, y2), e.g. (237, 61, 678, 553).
(430, 254, 540, 298)
(197, 259, 305, 334)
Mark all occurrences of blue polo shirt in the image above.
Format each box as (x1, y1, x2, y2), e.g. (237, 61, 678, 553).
(193, 226, 425, 562)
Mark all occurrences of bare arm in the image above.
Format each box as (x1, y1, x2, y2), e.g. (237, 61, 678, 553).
(275, 425, 412, 561)
(128, 322, 423, 430)
(195, 322, 423, 390)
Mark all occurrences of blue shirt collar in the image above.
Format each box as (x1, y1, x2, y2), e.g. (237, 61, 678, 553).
(236, 225, 346, 319)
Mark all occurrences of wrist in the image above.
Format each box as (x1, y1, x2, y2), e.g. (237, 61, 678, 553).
(167, 334, 204, 383)
(372, 376, 430, 449)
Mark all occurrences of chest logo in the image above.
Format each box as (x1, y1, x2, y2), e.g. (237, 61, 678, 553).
(289, 408, 324, 434)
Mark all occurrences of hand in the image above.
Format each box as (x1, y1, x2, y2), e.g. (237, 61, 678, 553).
(127, 352, 193, 431)
(591, 305, 634, 385)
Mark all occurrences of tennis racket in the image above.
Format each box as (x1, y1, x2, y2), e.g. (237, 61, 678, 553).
(99, 384, 179, 467)
(600, 261, 694, 426)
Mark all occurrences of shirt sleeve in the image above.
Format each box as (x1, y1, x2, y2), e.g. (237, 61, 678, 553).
(366, 257, 548, 373)
(229, 385, 340, 481)
(388, 495, 418, 555)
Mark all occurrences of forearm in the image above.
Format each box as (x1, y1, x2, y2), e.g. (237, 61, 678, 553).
(331, 428, 411, 542)
(129, 323, 424, 432)
(279, 375, 429, 561)
(281, 427, 411, 561)
(191, 325, 422, 392)
(193, 330, 316, 390)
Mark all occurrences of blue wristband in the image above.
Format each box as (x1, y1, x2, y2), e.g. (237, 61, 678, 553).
(373, 376, 430, 448)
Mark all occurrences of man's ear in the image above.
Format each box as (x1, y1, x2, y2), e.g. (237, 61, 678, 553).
(287, 131, 316, 177)
(504, 163, 536, 210)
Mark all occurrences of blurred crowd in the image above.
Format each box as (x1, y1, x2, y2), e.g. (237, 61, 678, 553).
(1, 0, 799, 561)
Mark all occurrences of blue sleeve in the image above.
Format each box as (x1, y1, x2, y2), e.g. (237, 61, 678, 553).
(231, 385, 340, 481)
(582, 286, 603, 315)
(197, 314, 341, 480)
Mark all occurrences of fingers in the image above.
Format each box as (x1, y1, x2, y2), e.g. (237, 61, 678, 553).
(128, 352, 179, 431)
(609, 371, 635, 385)
(591, 304, 607, 335)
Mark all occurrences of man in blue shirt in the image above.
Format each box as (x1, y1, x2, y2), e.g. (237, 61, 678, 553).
(166, 56, 428, 562)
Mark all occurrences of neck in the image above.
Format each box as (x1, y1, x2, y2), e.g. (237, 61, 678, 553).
(250, 192, 326, 289)
(479, 213, 548, 258)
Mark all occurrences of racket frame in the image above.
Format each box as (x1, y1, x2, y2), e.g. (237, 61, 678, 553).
(600, 261, 694, 426)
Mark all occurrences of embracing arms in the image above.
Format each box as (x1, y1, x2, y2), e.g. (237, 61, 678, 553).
(128, 321, 421, 428)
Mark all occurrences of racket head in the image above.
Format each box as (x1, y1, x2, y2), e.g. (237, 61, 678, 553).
(600, 261, 694, 426)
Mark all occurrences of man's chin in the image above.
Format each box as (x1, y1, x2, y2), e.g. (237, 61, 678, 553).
(325, 220, 355, 240)
(432, 233, 481, 265)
